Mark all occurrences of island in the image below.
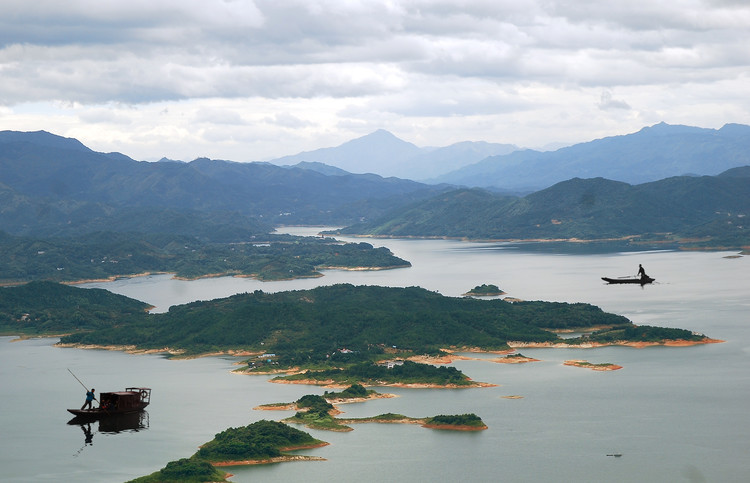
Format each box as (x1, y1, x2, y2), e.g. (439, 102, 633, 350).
(270, 360, 495, 388)
(256, 386, 487, 432)
(563, 360, 623, 371)
(2, 282, 721, 390)
(463, 284, 506, 297)
(0, 232, 410, 285)
(127, 420, 326, 483)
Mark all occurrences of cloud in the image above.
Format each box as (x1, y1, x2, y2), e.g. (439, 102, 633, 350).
(0, 1, 748, 160)
(598, 91, 631, 111)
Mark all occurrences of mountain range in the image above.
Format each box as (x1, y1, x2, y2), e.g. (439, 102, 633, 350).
(430, 123, 750, 191)
(337, 167, 750, 248)
(269, 123, 750, 192)
(0, 130, 445, 239)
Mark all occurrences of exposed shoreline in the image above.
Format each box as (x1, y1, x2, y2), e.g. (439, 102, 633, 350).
(210, 441, 330, 467)
(508, 338, 724, 349)
(564, 359, 623, 371)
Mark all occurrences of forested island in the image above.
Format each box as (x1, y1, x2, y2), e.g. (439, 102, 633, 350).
(1, 283, 716, 364)
(128, 420, 326, 482)
(463, 284, 505, 296)
(0, 231, 409, 285)
(257, 385, 487, 432)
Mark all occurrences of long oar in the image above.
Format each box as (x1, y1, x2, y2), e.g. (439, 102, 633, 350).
(68, 369, 106, 412)
(68, 368, 90, 392)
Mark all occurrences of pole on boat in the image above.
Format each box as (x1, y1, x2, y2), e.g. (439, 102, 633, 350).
(68, 368, 91, 392)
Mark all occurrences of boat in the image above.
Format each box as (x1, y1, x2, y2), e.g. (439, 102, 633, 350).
(67, 387, 151, 419)
(602, 276, 654, 285)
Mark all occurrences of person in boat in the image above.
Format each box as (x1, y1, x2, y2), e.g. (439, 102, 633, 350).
(81, 388, 96, 410)
(637, 264, 648, 279)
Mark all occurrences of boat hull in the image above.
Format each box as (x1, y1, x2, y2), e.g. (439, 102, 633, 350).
(602, 276, 654, 285)
(67, 406, 147, 419)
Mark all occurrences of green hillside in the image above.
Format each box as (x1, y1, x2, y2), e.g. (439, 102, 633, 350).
(339, 170, 750, 248)
(0, 231, 410, 284)
(58, 283, 629, 356)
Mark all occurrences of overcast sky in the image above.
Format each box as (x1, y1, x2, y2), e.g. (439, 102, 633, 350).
(1, 0, 749, 162)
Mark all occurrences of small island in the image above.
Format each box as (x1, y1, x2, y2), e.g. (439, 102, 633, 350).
(256, 385, 487, 432)
(463, 284, 506, 297)
(127, 420, 326, 483)
(563, 359, 622, 371)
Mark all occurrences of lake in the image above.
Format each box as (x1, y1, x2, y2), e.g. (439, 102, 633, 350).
(1, 228, 748, 482)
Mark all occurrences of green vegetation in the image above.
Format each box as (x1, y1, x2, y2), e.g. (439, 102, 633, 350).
(425, 413, 485, 427)
(196, 420, 322, 462)
(3, 282, 705, 363)
(464, 284, 505, 296)
(59, 284, 626, 357)
(275, 360, 474, 387)
(128, 457, 228, 483)
(323, 383, 373, 399)
(0, 281, 150, 335)
(576, 325, 705, 344)
(338, 172, 750, 249)
(128, 420, 325, 482)
(0, 231, 409, 284)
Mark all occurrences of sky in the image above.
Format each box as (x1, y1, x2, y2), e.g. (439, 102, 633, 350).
(1, 0, 749, 162)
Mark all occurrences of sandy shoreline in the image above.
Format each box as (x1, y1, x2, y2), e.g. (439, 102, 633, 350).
(508, 338, 724, 349)
(211, 442, 330, 467)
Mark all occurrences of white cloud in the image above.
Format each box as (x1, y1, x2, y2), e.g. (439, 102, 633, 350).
(0, 0, 748, 161)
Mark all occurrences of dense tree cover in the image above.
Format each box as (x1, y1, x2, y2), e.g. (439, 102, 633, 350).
(425, 414, 485, 427)
(338, 171, 750, 249)
(127, 457, 227, 483)
(0, 281, 149, 334)
(324, 383, 371, 399)
(196, 420, 321, 462)
(59, 284, 629, 356)
(579, 325, 705, 343)
(276, 361, 474, 386)
(464, 284, 504, 295)
(0, 231, 409, 284)
(129, 420, 323, 481)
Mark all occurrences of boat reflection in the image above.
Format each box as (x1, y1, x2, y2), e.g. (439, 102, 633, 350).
(68, 411, 149, 449)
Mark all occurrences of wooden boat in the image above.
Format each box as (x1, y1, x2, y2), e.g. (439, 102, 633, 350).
(602, 276, 654, 285)
(67, 387, 151, 419)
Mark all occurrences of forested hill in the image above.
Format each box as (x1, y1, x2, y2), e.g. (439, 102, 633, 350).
(58, 284, 630, 356)
(0, 131, 446, 237)
(338, 169, 750, 248)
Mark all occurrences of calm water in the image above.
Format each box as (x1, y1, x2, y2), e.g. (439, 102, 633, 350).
(2, 228, 749, 482)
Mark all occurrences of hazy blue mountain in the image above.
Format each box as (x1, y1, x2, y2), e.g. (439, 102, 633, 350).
(273, 129, 421, 176)
(286, 161, 351, 176)
(433, 123, 750, 191)
(0, 131, 446, 237)
(272, 129, 518, 180)
(338, 168, 750, 248)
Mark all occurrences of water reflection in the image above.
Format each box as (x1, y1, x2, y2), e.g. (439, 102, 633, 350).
(68, 411, 149, 451)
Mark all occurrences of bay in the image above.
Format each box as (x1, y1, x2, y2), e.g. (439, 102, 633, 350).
(2, 228, 748, 482)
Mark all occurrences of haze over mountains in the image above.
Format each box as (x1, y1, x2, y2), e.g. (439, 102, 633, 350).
(1, 124, 749, 248)
(271, 129, 519, 181)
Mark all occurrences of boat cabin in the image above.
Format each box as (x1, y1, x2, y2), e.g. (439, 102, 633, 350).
(98, 387, 151, 412)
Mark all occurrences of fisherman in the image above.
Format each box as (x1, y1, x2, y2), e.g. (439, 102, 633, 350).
(637, 264, 648, 279)
(81, 388, 96, 410)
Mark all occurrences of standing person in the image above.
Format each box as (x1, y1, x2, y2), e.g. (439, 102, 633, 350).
(81, 388, 96, 410)
(637, 264, 647, 279)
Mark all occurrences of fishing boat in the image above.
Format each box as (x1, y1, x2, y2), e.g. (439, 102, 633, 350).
(601, 276, 654, 285)
(67, 387, 151, 419)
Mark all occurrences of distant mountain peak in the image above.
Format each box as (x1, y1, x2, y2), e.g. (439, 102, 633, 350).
(0, 130, 92, 152)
